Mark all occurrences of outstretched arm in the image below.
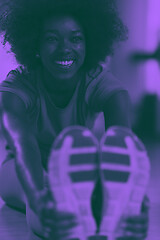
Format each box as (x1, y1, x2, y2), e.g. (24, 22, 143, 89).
(102, 91, 149, 239)
(0, 92, 44, 212)
(0, 92, 78, 239)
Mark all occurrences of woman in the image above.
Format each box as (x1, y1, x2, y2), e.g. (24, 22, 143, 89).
(0, 0, 149, 239)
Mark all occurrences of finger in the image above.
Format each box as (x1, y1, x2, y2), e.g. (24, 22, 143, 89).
(39, 205, 56, 223)
(117, 236, 147, 240)
(44, 227, 52, 239)
(117, 237, 137, 240)
(124, 231, 147, 240)
(141, 195, 150, 213)
(43, 217, 78, 230)
(117, 229, 148, 239)
(56, 219, 78, 230)
(46, 217, 78, 230)
(120, 219, 148, 239)
(42, 208, 56, 220)
(55, 211, 77, 220)
(46, 201, 55, 209)
(125, 214, 149, 224)
(41, 212, 78, 231)
(124, 222, 148, 234)
(47, 228, 75, 240)
(42, 208, 76, 223)
(43, 218, 56, 228)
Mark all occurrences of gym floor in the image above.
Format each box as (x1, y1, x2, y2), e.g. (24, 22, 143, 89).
(0, 139, 159, 240)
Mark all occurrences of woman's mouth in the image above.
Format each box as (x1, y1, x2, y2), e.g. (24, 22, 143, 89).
(54, 60, 74, 68)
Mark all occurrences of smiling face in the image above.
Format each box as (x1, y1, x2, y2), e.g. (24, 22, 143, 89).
(39, 15, 86, 84)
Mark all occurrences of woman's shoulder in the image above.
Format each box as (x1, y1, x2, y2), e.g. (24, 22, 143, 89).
(85, 63, 128, 111)
(0, 66, 38, 110)
(86, 63, 123, 88)
(3, 66, 36, 90)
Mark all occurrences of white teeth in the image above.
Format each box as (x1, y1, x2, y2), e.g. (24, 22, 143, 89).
(55, 60, 74, 66)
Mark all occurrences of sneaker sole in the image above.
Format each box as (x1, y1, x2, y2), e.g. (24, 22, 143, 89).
(48, 126, 99, 240)
(99, 126, 150, 239)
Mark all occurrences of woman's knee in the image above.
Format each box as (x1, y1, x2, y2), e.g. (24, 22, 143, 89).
(26, 203, 44, 239)
(0, 160, 44, 238)
(0, 160, 26, 210)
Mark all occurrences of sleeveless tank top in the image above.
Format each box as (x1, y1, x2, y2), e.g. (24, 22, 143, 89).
(0, 65, 127, 169)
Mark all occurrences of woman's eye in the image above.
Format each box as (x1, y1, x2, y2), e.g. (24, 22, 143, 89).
(46, 36, 58, 42)
(72, 36, 83, 43)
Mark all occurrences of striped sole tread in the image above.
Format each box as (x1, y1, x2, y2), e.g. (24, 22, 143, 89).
(48, 126, 99, 239)
(99, 126, 150, 239)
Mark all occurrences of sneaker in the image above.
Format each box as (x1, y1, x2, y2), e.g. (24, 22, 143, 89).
(48, 126, 99, 240)
(99, 126, 150, 240)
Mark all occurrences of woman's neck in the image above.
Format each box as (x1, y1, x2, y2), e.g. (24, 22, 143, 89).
(42, 68, 84, 108)
(43, 69, 80, 93)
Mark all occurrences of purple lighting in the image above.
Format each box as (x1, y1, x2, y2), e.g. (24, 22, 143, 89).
(0, 36, 18, 81)
(145, 0, 160, 96)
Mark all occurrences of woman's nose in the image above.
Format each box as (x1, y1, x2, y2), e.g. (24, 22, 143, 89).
(58, 39, 71, 53)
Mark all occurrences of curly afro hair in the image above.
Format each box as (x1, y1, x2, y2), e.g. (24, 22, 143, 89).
(0, 0, 128, 71)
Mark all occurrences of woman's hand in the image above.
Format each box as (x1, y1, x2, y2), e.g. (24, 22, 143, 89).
(118, 195, 150, 240)
(35, 188, 78, 240)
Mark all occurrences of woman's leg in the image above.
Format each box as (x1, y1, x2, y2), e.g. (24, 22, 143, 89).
(26, 203, 44, 239)
(0, 159, 26, 211)
(0, 159, 44, 239)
